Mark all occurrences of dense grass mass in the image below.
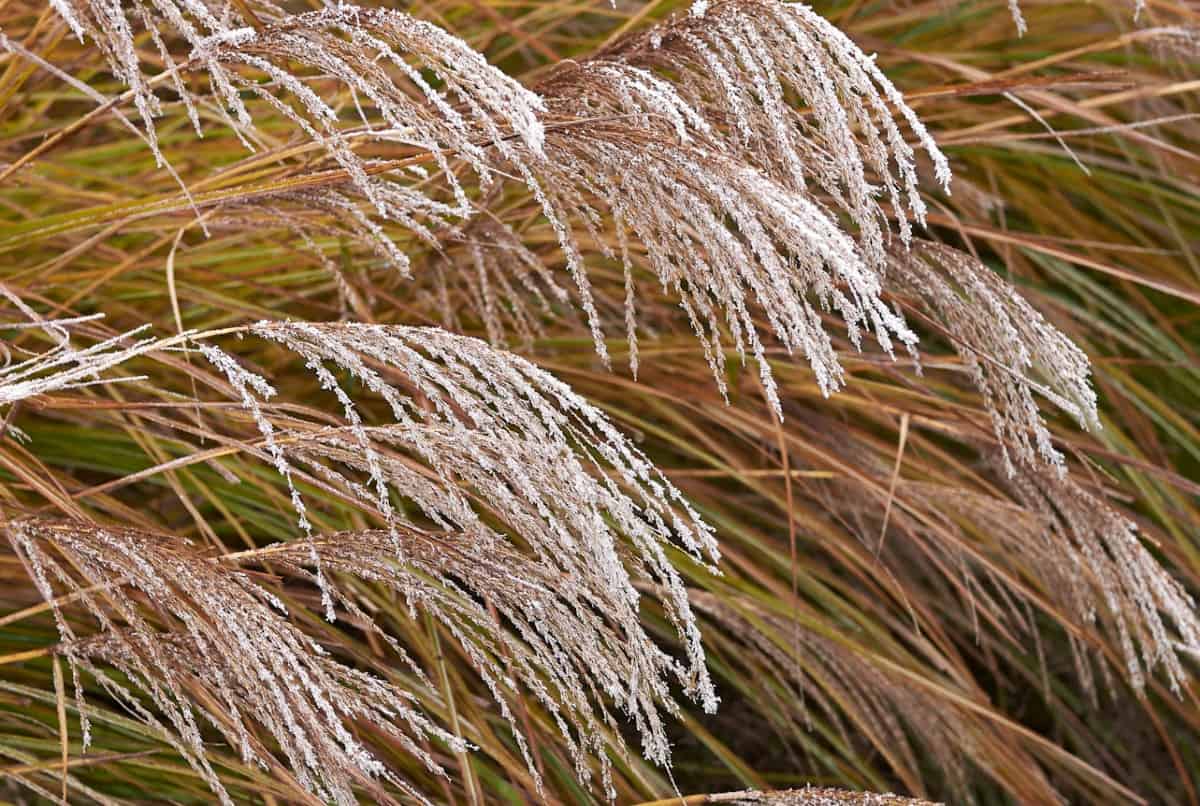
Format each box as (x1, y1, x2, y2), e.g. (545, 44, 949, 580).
(0, 0, 1198, 803)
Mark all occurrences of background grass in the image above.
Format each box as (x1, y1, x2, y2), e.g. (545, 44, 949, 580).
(1, 0, 1199, 802)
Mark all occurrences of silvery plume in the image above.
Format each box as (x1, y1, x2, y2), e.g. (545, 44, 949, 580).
(198, 320, 721, 796)
(6, 517, 462, 806)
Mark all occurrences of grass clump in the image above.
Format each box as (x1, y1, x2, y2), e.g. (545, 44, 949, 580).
(1, 0, 1198, 803)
